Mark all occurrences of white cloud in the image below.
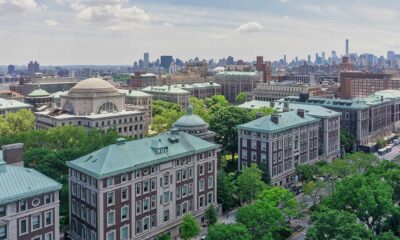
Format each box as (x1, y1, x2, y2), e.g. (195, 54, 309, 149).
(236, 21, 263, 33)
(299, 4, 345, 17)
(0, 0, 41, 14)
(163, 22, 174, 28)
(73, 1, 150, 31)
(44, 19, 60, 27)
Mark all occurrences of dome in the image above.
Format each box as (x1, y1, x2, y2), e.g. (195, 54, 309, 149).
(69, 78, 117, 94)
(173, 106, 208, 129)
(27, 88, 50, 97)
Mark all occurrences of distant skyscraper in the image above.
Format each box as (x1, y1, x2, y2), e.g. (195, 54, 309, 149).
(143, 52, 149, 69)
(283, 54, 287, 63)
(160, 55, 173, 69)
(387, 51, 395, 60)
(307, 55, 311, 63)
(321, 52, 326, 62)
(332, 51, 337, 59)
(227, 56, 234, 65)
(256, 56, 264, 71)
(7, 65, 15, 74)
(345, 39, 349, 57)
(28, 61, 39, 75)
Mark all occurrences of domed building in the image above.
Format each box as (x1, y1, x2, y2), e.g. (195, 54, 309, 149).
(25, 88, 51, 110)
(35, 78, 149, 138)
(173, 106, 215, 142)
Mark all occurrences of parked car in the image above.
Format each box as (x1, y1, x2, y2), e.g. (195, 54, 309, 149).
(200, 236, 207, 240)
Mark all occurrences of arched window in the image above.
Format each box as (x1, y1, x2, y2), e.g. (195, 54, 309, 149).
(63, 100, 74, 113)
(98, 102, 118, 113)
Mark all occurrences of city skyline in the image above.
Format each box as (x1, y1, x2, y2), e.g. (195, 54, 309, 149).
(1, 0, 400, 65)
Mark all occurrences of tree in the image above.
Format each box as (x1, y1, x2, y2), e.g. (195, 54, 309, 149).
(205, 205, 218, 226)
(190, 97, 210, 123)
(324, 174, 394, 233)
(306, 209, 373, 240)
(206, 224, 251, 240)
(235, 92, 247, 103)
(237, 187, 298, 240)
(0, 109, 35, 136)
(210, 106, 253, 161)
(180, 214, 200, 240)
(235, 164, 267, 203)
(302, 180, 326, 208)
(249, 107, 276, 119)
(295, 164, 317, 184)
(156, 233, 171, 240)
(376, 137, 387, 149)
(217, 171, 236, 211)
(151, 100, 185, 133)
(340, 129, 355, 153)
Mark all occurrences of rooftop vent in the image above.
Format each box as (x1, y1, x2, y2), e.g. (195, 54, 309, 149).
(271, 114, 279, 124)
(116, 138, 126, 145)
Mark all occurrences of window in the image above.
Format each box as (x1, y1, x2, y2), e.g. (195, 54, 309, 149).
(32, 214, 41, 231)
(136, 183, 142, 196)
(176, 171, 181, 182)
(0, 225, 6, 239)
(19, 200, 27, 212)
(163, 209, 170, 222)
(107, 192, 115, 206)
(136, 221, 141, 234)
(32, 198, 40, 207)
(208, 176, 213, 188)
(208, 192, 213, 204)
(143, 217, 150, 231)
(106, 178, 114, 187)
(120, 225, 129, 240)
(121, 174, 128, 182)
(107, 211, 115, 226)
(143, 198, 149, 212)
(182, 169, 187, 180)
(121, 206, 129, 221)
(199, 165, 204, 175)
(0, 207, 5, 218)
(19, 218, 28, 235)
(163, 191, 169, 204)
(143, 181, 149, 193)
(136, 201, 141, 215)
(208, 162, 213, 172)
(45, 232, 53, 240)
(121, 188, 128, 202)
(107, 231, 116, 240)
(151, 215, 156, 227)
(199, 195, 205, 208)
(151, 179, 156, 191)
(199, 179, 204, 192)
(151, 196, 156, 210)
(189, 167, 193, 179)
(45, 211, 53, 227)
(44, 194, 53, 204)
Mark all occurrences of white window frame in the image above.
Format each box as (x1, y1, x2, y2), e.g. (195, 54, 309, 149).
(19, 218, 28, 236)
(31, 214, 42, 231)
(44, 210, 53, 227)
(107, 210, 115, 227)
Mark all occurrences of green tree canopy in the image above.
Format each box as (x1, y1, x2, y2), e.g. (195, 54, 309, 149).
(217, 171, 236, 211)
(180, 214, 200, 240)
(206, 224, 251, 240)
(205, 205, 218, 226)
(0, 109, 35, 136)
(306, 209, 373, 240)
(235, 164, 267, 203)
(235, 92, 247, 103)
(340, 129, 355, 153)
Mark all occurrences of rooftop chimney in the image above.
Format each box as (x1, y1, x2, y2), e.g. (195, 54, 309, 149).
(297, 109, 305, 118)
(283, 102, 289, 112)
(2, 143, 24, 167)
(271, 114, 279, 124)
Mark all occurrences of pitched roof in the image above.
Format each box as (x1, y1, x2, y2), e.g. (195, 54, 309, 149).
(142, 85, 190, 94)
(67, 131, 220, 179)
(0, 98, 32, 111)
(0, 154, 62, 205)
(238, 111, 319, 133)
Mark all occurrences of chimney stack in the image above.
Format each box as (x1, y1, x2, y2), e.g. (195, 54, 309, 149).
(297, 109, 305, 118)
(283, 102, 289, 112)
(2, 143, 24, 167)
(271, 114, 279, 124)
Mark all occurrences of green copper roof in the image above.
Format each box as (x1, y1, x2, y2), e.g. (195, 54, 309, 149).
(238, 111, 319, 133)
(0, 98, 32, 111)
(0, 154, 62, 205)
(238, 100, 340, 118)
(118, 89, 152, 97)
(67, 131, 220, 179)
(27, 88, 50, 97)
(173, 105, 208, 128)
(142, 85, 190, 94)
(284, 96, 370, 110)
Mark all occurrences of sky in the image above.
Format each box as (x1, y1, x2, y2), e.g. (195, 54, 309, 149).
(1, 0, 400, 65)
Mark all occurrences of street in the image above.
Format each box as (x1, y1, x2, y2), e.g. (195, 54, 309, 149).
(376, 144, 400, 160)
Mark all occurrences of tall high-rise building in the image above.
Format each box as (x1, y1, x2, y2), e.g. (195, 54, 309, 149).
(7, 65, 15, 74)
(28, 61, 40, 75)
(283, 54, 287, 63)
(307, 55, 311, 63)
(227, 56, 234, 65)
(345, 39, 349, 57)
(321, 52, 326, 63)
(160, 55, 173, 69)
(256, 56, 264, 71)
(143, 52, 150, 69)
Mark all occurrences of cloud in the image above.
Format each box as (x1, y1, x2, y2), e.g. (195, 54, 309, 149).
(44, 19, 60, 27)
(73, 1, 150, 30)
(163, 22, 174, 28)
(299, 4, 345, 17)
(236, 21, 263, 33)
(0, 0, 41, 14)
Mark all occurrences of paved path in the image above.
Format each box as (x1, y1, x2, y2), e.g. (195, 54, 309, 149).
(376, 144, 400, 160)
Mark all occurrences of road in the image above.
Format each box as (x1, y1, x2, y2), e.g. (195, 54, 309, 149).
(194, 209, 237, 240)
(376, 144, 400, 160)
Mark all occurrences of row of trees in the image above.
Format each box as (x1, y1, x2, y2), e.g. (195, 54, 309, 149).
(293, 152, 400, 239)
(0, 109, 35, 136)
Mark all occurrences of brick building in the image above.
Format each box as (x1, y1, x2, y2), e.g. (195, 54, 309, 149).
(238, 110, 320, 187)
(66, 131, 220, 240)
(0, 143, 62, 240)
